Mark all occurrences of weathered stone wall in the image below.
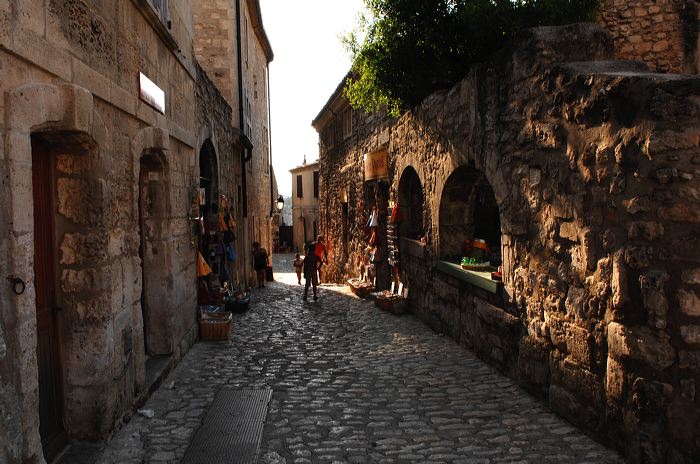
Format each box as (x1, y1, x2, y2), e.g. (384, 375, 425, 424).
(0, 1, 238, 462)
(601, 0, 699, 74)
(195, 61, 247, 287)
(317, 23, 700, 462)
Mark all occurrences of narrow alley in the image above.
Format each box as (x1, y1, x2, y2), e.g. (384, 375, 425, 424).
(77, 255, 623, 464)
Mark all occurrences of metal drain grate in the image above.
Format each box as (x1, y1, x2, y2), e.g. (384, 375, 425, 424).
(181, 389, 272, 464)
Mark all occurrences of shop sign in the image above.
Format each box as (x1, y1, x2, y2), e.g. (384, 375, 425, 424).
(139, 72, 166, 114)
(364, 149, 388, 181)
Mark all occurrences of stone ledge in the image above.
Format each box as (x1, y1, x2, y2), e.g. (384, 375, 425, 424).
(400, 237, 426, 259)
(436, 260, 501, 294)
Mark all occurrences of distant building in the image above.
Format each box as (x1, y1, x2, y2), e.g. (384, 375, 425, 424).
(290, 159, 320, 252)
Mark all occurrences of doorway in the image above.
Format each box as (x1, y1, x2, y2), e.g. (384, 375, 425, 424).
(138, 153, 172, 359)
(32, 136, 68, 462)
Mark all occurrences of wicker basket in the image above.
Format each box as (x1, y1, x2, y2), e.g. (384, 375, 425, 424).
(199, 311, 232, 341)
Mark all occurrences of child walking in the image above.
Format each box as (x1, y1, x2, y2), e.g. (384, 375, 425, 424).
(302, 243, 322, 300)
(293, 253, 303, 285)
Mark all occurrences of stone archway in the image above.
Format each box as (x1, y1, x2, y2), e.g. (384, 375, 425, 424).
(438, 165, 502, 264)
(4, 83, 107, 462)
(130, 127, 173, 390)
(397, 166, 425, 241)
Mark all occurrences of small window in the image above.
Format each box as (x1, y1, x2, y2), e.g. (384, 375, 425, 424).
(313, 171, 319, 198)
(297, 175, 303, 198)
(244, 15, 249, 67)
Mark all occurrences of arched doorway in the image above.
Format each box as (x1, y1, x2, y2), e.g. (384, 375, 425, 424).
(138, 152, 172, 357)
(439, 165, 502, 265)
(398, 166, 425, 241)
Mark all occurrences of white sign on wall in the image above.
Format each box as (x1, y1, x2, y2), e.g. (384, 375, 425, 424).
(139, 72, 166, 114)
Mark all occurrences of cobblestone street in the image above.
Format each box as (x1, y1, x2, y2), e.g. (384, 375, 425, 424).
(91, 255, 622, 464)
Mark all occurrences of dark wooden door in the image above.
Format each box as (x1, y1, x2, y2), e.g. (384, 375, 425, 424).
(32, 138, 68, 461)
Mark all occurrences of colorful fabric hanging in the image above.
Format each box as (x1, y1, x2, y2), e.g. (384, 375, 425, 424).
(218, 213, 228, 232)
(390, 201, 401, 223)
(197, 252, 213, 277)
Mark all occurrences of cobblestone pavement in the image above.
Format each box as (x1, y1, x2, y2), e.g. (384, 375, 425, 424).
(93, 255, 623, 464)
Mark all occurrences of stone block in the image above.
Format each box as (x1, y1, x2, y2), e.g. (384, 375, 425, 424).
(612, 250, 630, 310)
(680, 326, 700, 346)
(677, 289, 700, 317)
(558, 221, 578, 242)
(659, 203, 700, 223)
(608, 322, 676, 371)
(628, 221, 664, 241)
(547, 314, 592, 366)
(625, 246, 652, 269)
(623, 196, 651, 215)
(681, 268, 700, 285)
(639, 270, 670, 329)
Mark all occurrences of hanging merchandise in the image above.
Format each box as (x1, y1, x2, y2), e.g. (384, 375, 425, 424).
(197, 252, 213, 277)
(390, 201, 402, 223)
(369, 228, 377, 246)
(223, 229, 236, 245)
(369, 207, 379, 227)
(218, 213, 228, 232)
(220, 194, 229, 211)
(226, 244, 237, 262)
(216, 241, 225, 256)
(198, 188, 206, 206)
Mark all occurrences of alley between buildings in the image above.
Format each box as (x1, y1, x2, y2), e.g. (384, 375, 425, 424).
(62, 255, 624, 464)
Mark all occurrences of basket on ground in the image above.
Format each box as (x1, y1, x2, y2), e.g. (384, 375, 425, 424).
(199, 309, 232, 341)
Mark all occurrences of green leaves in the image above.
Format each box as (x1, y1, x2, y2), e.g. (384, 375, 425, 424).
(343, 0, 602, 117)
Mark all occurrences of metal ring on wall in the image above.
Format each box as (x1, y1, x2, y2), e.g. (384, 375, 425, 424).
(7, 276, 26, 296)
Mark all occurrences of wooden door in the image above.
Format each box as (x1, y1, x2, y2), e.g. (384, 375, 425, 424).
(32, 138, 68, 461)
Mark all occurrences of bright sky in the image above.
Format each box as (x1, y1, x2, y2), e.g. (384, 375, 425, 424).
(260, 0, 367, 197)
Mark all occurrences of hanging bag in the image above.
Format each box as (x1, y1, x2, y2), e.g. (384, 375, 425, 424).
(227, 244, 237, 262)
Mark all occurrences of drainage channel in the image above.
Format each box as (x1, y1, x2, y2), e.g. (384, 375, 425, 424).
(181, 388, 272, 464)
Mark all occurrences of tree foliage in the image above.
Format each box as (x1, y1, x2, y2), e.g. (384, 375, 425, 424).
(343, 0, 602, 117)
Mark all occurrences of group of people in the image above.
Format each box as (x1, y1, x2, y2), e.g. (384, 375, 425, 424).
(293, 235, 327, 301)
(252, 236, 328, 301)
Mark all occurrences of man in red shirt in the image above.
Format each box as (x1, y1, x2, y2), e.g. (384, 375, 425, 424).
(314, 235, 328, 283)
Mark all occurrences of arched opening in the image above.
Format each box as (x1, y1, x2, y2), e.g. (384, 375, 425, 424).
(138, 152, 172, 357)
(439, 166, 502, 266)
(397, 166, 425, 240)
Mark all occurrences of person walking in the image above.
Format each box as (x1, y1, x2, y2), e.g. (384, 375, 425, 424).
(303, 243, 322, 300)
(314, 235, 328, 283)
(252, 241, 269, 288)
(293, 253, 303, 285)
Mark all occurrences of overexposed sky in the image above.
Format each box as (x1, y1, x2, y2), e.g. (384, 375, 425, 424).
(260, 0, 366, 197)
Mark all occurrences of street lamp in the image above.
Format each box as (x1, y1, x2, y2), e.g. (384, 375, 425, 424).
(276, 195, 284, 212)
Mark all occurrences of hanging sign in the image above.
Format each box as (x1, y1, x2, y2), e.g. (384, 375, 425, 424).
(364, 149, 388, 181)
(139, 72, 166, 114)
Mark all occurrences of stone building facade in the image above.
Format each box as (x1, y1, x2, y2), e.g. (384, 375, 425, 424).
(290, 160, 320, 252)
(193, 0, 276, 281)
(0, 1, 273, 463)
(314, 23, 700, 462)
(601, 0, 700, 74)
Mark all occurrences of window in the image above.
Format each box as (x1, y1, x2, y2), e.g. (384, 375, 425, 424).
(243, 15, 249, 68)
(147, 0, 170, 27)
(342, 108, 353, 139)
(296, 175, 303, 198)
(243, 89, 252, 137)
(313, 171, 319, 198)
(254, 76, 258, 99)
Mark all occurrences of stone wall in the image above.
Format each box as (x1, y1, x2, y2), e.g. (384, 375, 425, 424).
(0, 1, 246, 463)
(316, 23, 700, 462)
(601, 0, 699, 74)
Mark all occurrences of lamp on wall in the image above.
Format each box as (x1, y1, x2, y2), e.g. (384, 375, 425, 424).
(341, 188, 348, 204)
(276, 195, 284, 212)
